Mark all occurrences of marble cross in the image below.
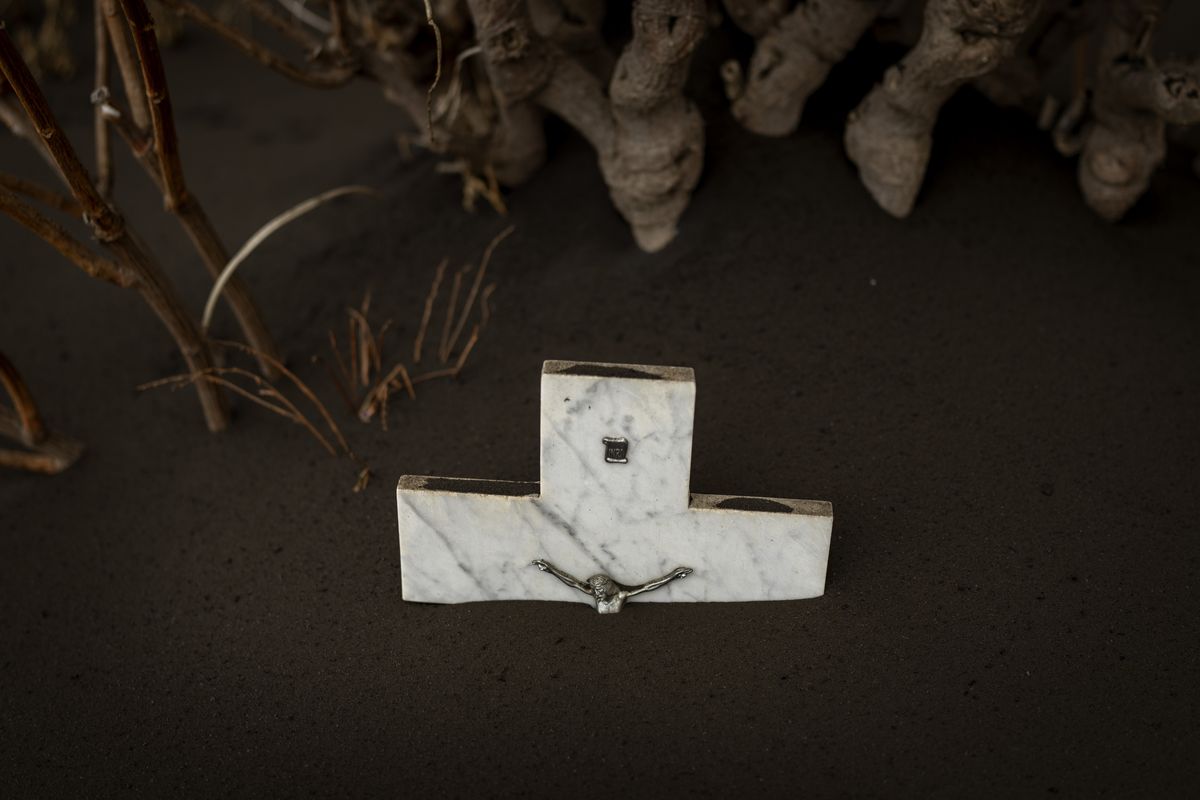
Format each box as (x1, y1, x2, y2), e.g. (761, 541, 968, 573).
(397, 360, 833, 611)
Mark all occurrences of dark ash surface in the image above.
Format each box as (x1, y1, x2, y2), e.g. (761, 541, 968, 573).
(1, 30, 1198, 798)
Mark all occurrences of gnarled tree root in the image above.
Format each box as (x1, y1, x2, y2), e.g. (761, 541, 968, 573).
(468, 0, 706, 251)
(845, 0, 1042, 218)
(1079, 0, 1200, 220)
(728, 0, 885, 137)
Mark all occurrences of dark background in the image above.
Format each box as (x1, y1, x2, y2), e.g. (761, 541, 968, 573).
(2, 15, 1199, 797)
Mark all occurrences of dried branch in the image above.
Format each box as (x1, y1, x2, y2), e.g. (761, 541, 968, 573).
(358, 362, 415, 422)
(0, 27, 123, 241)
(94, 0, 114, 197)
(327, 0, 348, 54)
(0, 173, 80, 215)
(140, 366, 334, 455)
(413, 258, 447, 364)
(0, 186, 133, 287)
(326, 329, 355, 410)
(99, 101, 280, 375)
(438, 265, 468, 364)
(159, 0, 358, 88)
(0, 94, 55, 174)
(0, 407, 84, 474)
(118, 0, 187, 208)
(479, 282, 495, 329)
(213, 339, 350, 456)
(101, 0, 151, 130)
(0, 29, 228, 431)
(444, 224, 511, 360)
(0, 350, 46, 445)
(0, 353, 84, 475)
(422, 0, 444, 143)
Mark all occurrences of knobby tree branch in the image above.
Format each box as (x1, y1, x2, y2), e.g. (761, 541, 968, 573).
(0, 351, 84, 475)
(0, 25, 229, 431)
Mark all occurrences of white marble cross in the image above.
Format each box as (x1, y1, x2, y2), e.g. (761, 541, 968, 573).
(397, 360, 833, 610)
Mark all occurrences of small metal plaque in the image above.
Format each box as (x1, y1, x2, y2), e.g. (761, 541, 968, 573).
(602, 436, 628, 463)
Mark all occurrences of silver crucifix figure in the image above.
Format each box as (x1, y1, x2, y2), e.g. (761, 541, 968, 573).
(531, 559, 692, 613)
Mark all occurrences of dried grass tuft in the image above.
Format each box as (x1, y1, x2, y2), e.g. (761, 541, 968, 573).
(327, 226, 513, 428)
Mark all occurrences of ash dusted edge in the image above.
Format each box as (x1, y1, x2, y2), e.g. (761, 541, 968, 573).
(397, 360, 833, 610)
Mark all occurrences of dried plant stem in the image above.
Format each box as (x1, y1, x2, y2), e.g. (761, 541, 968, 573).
(99, 98, 282, 377)
(141, 366, 333, 454)
(0, 351, 46, 445)
(213, 338, 351, 456)
(0, 174, 81, 215)
(0, 187, 133, 287)
(101, 0, 150, 130)
(159, 0, 358, 88)
(326, 329, 355, 409)
(118, 0, 187, 207)
(0, 96, 63, 178)
(94, 0, 114, 197)
(327, 0, 348, 53)
(422, 0, 443, 143)
(451, 325, 480, 373)
(0, 353, 84, 475)
(438, 266, 468, 364)
(0, 407, 84, 474)
(0, 29, 228, 431)
(444, 225, 512, 359)
(413, 258, 447, 364)
(480, 283, 496, 328)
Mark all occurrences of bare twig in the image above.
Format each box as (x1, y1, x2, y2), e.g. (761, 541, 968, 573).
(0, 95, 63, 178)
(96, 88, 282, 377)
(0, 174, 80, 215)
(213, 339, 350, 456)
(346, 311, 358, 392)
(480, 282, 496, 329)
(0, 29, 228, 431)
(0, 354, 84, 475)
(0, 187, 133, 287)
(159, 0, 358, 88)
(0, 27, 122, 241)
(327, 0, 348, 53)
(101, 0, 150, 130)
(438, 265, 468, 364)
(444, 224, 512, 359)
(451, 325, 480, 373)
(0, 350, 46, 445)
(358, 361, 417, 422)
(422, 0, 443, 143)
(94, 0, 114, 197)
(0, 407, 84, 474)
(140, 367, 333, 454)
(347, 293, 376, 388)
(353, 465, 371, 492)
(413, 257, 447, 364)
(118, 0, 187, 208)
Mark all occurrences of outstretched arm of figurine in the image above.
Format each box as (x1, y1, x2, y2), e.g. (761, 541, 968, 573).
(531, 559, 591, 594)
(626, 567, 693, 597)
